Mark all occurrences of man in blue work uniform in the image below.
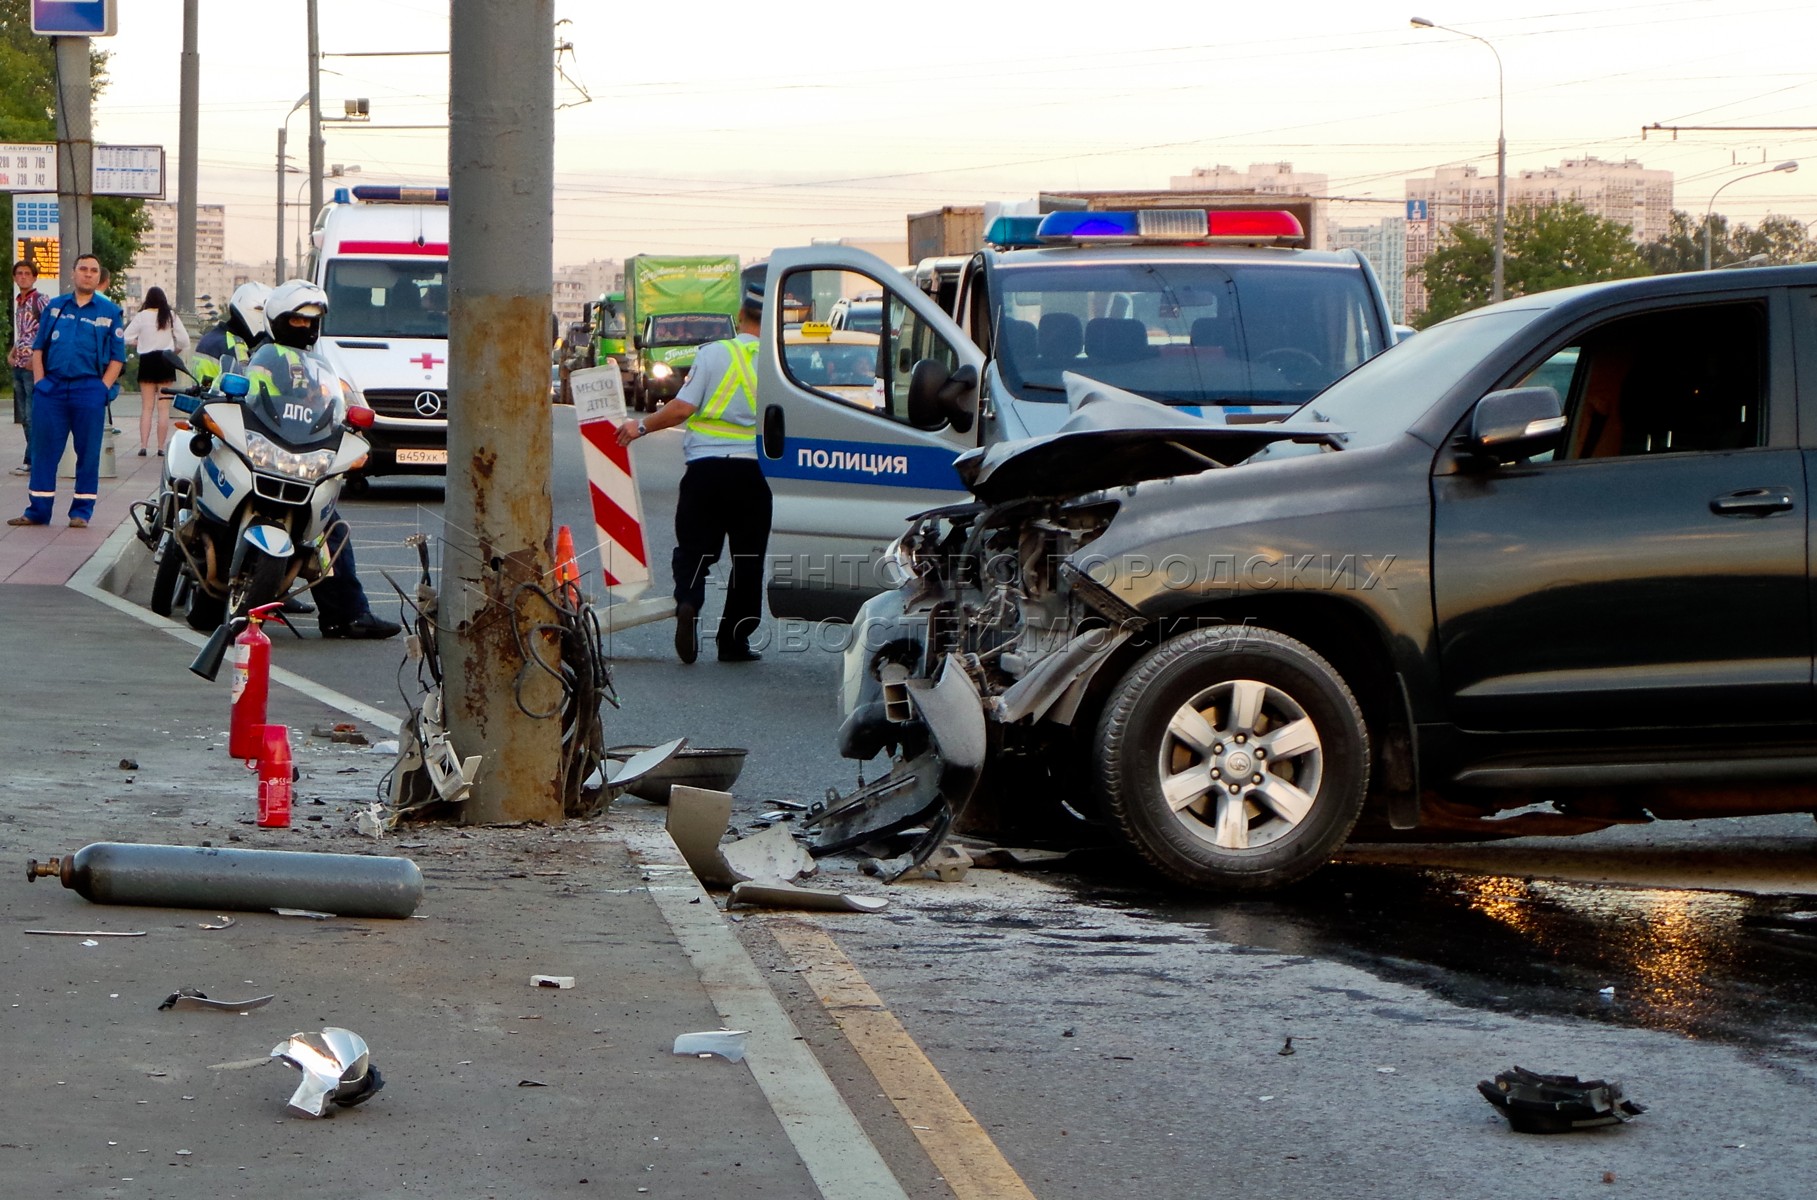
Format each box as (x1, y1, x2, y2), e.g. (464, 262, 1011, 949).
(9, 254, 124, 529)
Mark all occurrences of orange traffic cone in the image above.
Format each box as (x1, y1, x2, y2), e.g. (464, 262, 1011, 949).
(554, 525, 580, 601)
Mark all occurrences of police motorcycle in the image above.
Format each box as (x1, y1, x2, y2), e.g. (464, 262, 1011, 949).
(131, 282, 272, 621)
(137, 281, 378, 678)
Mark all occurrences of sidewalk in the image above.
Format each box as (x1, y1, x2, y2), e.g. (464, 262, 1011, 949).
(0, 396, 166, 585)
(0, 400, 906, 1197)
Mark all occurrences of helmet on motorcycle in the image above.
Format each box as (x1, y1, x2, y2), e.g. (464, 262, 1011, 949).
(227, 281, 272, 344)
(265, 279, 330, 351)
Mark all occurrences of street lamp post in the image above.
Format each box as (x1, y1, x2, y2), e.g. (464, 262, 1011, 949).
(1704, 161, 1798, 270)
(1412, 16, 1506, 303)
(276, 94, 309, 284)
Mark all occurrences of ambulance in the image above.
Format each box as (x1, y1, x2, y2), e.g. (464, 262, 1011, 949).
(308, 185, 450, 479)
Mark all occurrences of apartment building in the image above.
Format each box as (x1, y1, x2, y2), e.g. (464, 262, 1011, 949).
(1330, 216, 1409, 324)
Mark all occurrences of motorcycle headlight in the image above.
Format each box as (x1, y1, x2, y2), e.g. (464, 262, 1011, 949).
(649, 362, 674, 380)
(245, 431, 336, 483)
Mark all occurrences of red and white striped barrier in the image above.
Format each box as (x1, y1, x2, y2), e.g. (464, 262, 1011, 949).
(571, 361, 652, 600)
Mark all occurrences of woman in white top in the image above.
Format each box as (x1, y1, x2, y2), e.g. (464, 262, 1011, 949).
(123, 286, 192, 456)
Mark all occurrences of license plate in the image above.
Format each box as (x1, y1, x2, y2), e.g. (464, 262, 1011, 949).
(395, 448, 448, 465)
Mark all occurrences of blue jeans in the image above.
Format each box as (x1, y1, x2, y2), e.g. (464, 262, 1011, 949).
(24, 375, 107, 523)
(10, 366, 32, 464)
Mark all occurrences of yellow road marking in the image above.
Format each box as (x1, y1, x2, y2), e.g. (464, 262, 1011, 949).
(765, 918, 1039, 1200)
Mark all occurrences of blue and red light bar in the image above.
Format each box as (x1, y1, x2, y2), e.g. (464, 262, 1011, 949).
(1029, 208, 1305, 246)
(346, 185, 450, 205)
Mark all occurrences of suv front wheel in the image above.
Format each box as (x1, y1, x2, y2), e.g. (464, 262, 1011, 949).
(1096, 626, 1369, 891)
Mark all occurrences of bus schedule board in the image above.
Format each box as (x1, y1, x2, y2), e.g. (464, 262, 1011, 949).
(32, 0, 117, 37)
(0, 143, 165, 197)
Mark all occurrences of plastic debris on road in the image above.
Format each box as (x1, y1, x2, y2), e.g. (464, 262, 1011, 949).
(270, 1027, 386, 1117)
(672, 1029, 749, 1062)
(159, 987, 274, 1013)
(531, 975, 576, 989)
(1478, 1066, 1646, 1134)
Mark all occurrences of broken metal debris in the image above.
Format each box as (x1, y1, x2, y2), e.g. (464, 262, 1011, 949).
(1477, 1066, 1646, 1134)
(119, 759, 139, 771)
(672, 1030, 749, 1062)
(730, 880, 889, 913)
(669, 795, 889, 911)
(26, 843, 425, 919)
(606, 742, 746, 804)
(270, 1028, 385, 1118)
(517, 1079, 548, 1087)
(531, 975, 576, 989)
(23, 929, 146, 937)
(196, 916, 235, 930)
(310, 724, 370, 746)
(159, 988, 275, 1013)
(271, 908, 336, 920)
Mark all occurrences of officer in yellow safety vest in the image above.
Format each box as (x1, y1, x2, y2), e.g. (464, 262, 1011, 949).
(617, 281, 771, 664)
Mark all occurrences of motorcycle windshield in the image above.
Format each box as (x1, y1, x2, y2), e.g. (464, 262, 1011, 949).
(242, 345, 347, 447)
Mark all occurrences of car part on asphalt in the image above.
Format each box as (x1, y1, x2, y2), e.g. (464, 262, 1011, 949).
(672, 1029, 749, 1062)
(270, 1027, 385, 1117)
(727, 879, 889, 912)
(26, 843, 426, 918)
(1477, 1066, 1646, 1134)
(159, 987, 275, 1013)
(605, 743, 747, 803)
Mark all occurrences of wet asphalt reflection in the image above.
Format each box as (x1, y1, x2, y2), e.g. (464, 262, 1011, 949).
(1054, 854, 1817, 1056)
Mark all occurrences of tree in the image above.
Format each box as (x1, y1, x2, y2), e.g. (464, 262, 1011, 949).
(1640, 208, 1816, 274)
(0, 1, 146, 307)
(1416, 201, 1649, 327)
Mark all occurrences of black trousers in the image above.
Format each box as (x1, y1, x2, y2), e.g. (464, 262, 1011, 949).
(672, 456, 772, 651)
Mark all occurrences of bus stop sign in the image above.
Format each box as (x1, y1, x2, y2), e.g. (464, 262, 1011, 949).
(32, 0, 116, 37)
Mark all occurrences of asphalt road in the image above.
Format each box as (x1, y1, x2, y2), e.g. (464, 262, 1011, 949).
(116, 408, 1817, 1199)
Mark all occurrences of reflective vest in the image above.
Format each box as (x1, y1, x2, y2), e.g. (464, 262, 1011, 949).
(684, 337, 760, 441)
(193, 331, 251, 387)
(247, 344, 307, 400)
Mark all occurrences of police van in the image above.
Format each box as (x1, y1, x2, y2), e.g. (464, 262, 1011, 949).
(309, 184, 450, 479)
(757, 208, 1397, 618)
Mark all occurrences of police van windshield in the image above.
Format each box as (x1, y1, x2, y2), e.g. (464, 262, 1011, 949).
(994, 260, 1385, 407)
(322, 261, 448, 338)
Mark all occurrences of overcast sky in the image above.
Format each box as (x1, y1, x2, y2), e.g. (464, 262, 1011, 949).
(87, 0, 1817, 266)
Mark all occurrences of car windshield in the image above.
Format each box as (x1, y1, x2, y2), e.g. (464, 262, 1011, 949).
(785, 340, 878, 386)
(322, 260, 447, 338)
(993, 260, 1386, 408)
(1259, 307, 1547, 455)
(838, 302, 882, 334)
(649, 314, 733, 346)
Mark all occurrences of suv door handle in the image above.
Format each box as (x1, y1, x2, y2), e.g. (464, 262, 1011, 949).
(1709, 486, 1796, 516)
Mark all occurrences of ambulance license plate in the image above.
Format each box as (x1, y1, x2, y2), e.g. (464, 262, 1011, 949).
(396, 448, 447, 465)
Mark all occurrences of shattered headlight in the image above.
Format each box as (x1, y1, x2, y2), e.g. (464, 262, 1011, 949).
(245, 431, 336, 482)
(876, 534, 918, 590)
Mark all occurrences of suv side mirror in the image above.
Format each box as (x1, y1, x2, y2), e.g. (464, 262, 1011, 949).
(1466, 386, 1565, 462)
(905, 360, 978, 433)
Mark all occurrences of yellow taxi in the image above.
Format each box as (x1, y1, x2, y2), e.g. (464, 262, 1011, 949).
(782, 321, 882, 410)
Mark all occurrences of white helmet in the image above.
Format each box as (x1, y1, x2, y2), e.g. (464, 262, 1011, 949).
(227, 281, 272, 342)
(265, 278, 331, 350)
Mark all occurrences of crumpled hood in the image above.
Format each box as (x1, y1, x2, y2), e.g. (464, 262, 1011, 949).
(956, 374, 1344, 503)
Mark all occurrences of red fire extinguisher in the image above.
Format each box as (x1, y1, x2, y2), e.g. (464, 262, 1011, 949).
(229, 602, 287, 762)
(258, 724, 294, 829)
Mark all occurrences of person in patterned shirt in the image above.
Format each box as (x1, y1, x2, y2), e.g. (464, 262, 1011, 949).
(10, 260, 46, 475)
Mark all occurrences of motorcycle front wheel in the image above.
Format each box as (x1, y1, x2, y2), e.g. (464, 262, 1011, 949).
(230, 549, 290, 620)
(149, 532, 184, 617)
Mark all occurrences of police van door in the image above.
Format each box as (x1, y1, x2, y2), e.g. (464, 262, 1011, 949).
(759, 246, 984, 621)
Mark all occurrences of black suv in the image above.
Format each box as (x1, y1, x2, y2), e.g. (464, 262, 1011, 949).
(817, 265, 1817, 891)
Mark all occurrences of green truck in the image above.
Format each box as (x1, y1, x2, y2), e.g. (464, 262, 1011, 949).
(624, 254, 741, 411)
(591, 291, 628, 374)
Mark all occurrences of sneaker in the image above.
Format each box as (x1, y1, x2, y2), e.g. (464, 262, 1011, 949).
(674, 602, 699, 664)
(68, 517, 88, 529)
(320, 611, 401, 640)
